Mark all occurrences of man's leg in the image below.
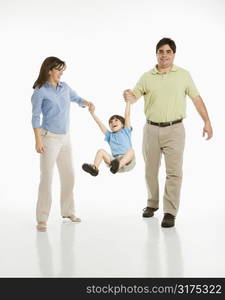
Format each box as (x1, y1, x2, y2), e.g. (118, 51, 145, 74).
(143, 123, 162, 209)
(162, 123, 185, 216)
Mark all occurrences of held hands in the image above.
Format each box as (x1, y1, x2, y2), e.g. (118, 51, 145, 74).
(88, 102, 95, 113)
(123, 89, 136, 103)
(203, 121, 213, 140)
(83, 100, 95, 113)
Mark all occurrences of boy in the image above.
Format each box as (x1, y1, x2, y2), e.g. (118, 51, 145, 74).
(82, 101, 135, 176)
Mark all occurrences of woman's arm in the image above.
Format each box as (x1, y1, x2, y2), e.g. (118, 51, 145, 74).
(89, 103, 107, 135)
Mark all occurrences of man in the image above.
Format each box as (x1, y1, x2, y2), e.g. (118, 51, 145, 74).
(123, 37, 213, 228)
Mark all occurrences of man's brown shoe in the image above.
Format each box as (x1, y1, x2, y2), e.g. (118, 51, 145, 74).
(161, 213, 175, 227)
(142, 207, 158, 218)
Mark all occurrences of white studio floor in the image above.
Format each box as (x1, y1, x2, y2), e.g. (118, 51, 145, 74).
(0, 206, 224, 278)
(1, 0, 225, 281)
(1, 122, 224, 278)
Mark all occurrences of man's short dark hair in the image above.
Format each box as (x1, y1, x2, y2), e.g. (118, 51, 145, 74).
(156, 38, 176, 53)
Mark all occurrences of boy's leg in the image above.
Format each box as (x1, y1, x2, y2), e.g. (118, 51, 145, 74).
(94, 149, 112, 168)
(118, 148, 135, 169)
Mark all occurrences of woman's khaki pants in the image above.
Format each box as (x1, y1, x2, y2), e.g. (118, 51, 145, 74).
(142, 122, 185, 216)
(36, 129, 75, 222)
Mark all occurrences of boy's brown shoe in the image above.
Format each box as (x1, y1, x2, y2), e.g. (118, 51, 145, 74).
(161, 213, 175, 227)
(110, 159, 120, 174)
(142, 207, 158, 218)
(82, 163, 99, 176)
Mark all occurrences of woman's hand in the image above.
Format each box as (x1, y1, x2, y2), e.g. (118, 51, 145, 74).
(35, 140, 44, 153)
(83, 100, 92, 107)
(88, 102, 95, 113)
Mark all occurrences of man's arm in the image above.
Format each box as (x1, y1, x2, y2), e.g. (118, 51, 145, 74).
(124, 101, 131, 128)
(191, 96, 213, 140)
(89, 103, 107, 135)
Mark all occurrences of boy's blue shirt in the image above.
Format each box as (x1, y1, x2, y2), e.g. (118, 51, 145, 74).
(104, 127, 133, 156)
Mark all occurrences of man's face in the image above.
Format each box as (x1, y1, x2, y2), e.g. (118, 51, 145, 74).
(156, 44, 175, 69)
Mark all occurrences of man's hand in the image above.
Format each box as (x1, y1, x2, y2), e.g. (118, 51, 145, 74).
(203, 121, 213, 140)
(123, 89, 137, 104)
(191, 96, 213, 140)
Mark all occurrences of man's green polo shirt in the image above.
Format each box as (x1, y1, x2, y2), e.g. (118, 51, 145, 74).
(132, 65, 200, 122)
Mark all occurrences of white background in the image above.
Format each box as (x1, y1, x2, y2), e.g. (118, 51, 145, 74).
(0, 0, 225, 277)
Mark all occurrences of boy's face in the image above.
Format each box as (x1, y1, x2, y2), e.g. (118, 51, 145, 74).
(109, 118, 123, 132)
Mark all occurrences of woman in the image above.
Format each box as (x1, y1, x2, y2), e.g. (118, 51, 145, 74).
(31, 56, 91, 231)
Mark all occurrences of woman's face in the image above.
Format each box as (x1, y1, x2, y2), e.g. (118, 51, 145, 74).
(48, 66, 65, 83)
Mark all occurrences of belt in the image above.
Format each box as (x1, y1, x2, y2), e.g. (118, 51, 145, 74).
(147, 119, 182, 127)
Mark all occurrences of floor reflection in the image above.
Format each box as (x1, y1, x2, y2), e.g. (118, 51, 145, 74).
(58, 222, 76, 277)
(36, 231, 54, 277)
(36, 220, 77, 277)
(144, 217, 162, 277)
(161, 227, 183, 277)
(144, 218, 183, 277)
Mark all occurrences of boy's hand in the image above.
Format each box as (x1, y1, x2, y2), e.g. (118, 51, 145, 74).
(89, 102, 95, 113)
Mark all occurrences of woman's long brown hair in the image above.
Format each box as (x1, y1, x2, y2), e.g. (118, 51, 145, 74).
(33, 56, 66, 89)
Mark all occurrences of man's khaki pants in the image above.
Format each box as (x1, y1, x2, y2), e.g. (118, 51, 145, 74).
(142, 122, 185, 216)
(36, 129, 75, 222)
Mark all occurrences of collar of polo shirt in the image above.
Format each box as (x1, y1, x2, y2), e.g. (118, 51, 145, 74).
(151, 64, 178, 75)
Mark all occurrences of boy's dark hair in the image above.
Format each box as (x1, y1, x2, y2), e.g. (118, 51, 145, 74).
(156, 38, 176, 53)
(108, 115, 125, 126)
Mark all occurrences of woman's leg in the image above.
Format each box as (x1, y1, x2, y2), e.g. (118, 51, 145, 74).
(56, 135, 79, 220)
(36, 134, 61, 228)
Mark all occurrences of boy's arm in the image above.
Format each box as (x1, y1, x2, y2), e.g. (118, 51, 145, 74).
(124, 101, 131, 128)
(89, 104, 107, 135)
